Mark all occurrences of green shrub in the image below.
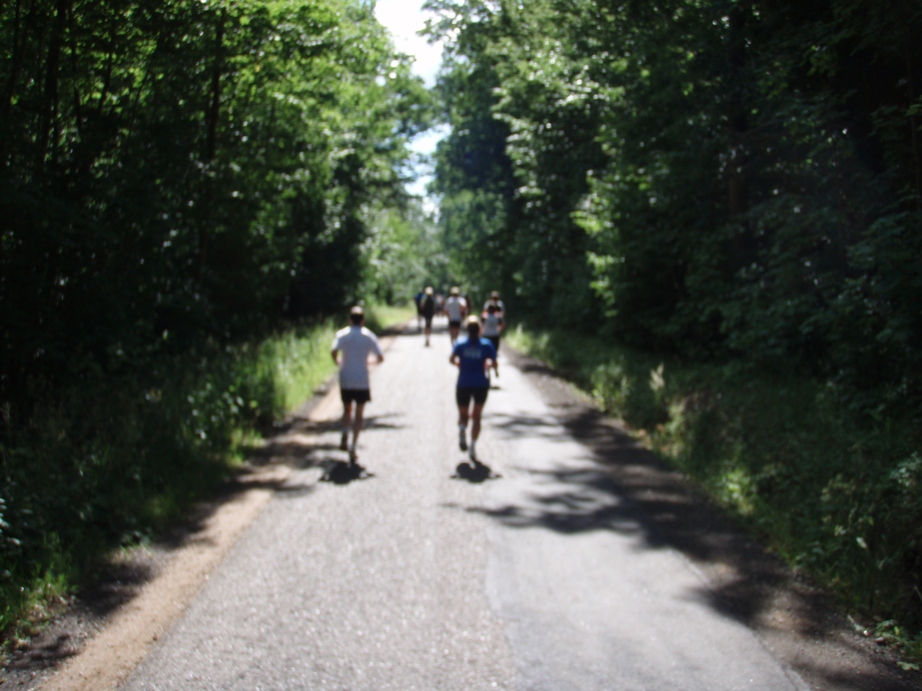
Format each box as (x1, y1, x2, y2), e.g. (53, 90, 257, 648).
(0, 321, 336, 635)
(362, 302, 416, 334)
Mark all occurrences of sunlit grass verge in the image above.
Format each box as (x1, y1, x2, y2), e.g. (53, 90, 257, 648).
(362, 302, 416, 334)
(0, 320, 337, 645)
(506, 324, 922, 668)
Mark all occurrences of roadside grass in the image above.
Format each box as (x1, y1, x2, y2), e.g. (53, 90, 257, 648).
(0, 320, 340, 647)
(506, 325, 922, 668)
(0, 304, 417, 649)
(363, 302, 416, 334)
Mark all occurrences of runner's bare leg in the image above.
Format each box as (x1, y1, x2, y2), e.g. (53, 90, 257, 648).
(470, 402, 484, 443)
(340, 401, 353, 450)
(457, 403, 469, 430)
(352, 402, 366, 451)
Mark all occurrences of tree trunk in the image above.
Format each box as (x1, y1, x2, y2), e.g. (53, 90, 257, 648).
(908, 50, 922, 212)
(37, 0, 70, 175)
(200, 9, 225, 280)
(67, 1, 83, 137)
(2, 0, 23, 120)
(727, 0, 749, 219)
(205, 10, 224, 164)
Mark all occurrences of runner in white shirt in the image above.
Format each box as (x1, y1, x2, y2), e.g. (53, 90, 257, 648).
(482, 290, 506, 320)
(481, 302, 504, 378)
(330, 306, 384, 464)
(444, 286, 468, 345)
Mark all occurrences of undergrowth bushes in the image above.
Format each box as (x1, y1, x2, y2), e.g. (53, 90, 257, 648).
(506, 325, 922, 664)
(0, 320, 337, 635)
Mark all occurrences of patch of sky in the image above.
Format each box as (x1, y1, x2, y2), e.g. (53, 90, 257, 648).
(374, 0, 448, 209)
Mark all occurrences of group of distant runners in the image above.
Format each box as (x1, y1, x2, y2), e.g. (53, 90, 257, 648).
(329, 289, 506, 468)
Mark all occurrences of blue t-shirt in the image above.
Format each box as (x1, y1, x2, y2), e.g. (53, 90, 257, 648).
(453, 337, 497, 388)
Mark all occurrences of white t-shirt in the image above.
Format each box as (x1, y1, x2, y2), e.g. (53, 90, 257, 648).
(445, 296, 467, 321)
(483, 299, 506, 316)
(482, 312, 502, 337)
(331, 325, 383, 390)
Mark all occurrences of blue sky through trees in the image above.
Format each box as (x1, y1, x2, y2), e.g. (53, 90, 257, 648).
(374, 0, 448, 204)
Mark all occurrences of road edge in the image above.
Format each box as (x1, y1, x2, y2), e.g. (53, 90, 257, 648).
(30, 330, 402, 691)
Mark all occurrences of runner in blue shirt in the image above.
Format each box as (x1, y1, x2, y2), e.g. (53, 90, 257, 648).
(449, 315, 497, 462)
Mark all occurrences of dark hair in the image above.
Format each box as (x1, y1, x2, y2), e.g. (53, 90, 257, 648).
(349, 306, 364, 325)
(466, 321, 480, 338)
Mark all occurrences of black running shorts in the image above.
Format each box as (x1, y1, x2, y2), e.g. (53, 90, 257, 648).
(341, 388, 371, 404)
(456, 386, 489, 407)
(448, 319, 462, 329)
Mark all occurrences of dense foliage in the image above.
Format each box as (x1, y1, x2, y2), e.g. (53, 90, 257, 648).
(1, 0, 430, 390)
(0, 0, 430, 630)
(360, 202, 450, 305)
(428, 0, 922, 645)
(428, 0, 922, 406)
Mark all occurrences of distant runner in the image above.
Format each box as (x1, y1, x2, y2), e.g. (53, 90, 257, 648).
(445, 286, 468, 345)
(483, 290, 506, 319)
(331, 306, 384, 464)
(414, 288, 425, 332)
(420, 286, 436, 347)
(481, 302, 504, 378)
(450, 315, 497, 463)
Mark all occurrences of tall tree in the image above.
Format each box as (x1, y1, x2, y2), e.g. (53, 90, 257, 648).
(0, 0, 431, 399)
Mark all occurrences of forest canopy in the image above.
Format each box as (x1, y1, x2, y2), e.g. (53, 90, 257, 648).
(1, 0, 432, 404)
(427, 0, 922, 420)
(0, 0, 434, 626)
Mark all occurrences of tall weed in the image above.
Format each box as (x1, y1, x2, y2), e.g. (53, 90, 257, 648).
(0, 321, 336, 635)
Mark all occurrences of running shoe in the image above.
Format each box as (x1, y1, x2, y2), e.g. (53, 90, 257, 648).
(469, 443, 477, 462)
(348, 446, 358, 464)
(459, 428, 467, 451)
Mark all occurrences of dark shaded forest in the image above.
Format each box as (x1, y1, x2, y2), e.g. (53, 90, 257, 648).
(431, 0, 922, 400)
(2, 0, 431, 390)
(427, 0, 922, 659)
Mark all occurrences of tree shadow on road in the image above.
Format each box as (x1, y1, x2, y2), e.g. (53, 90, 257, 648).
(361, 412, 407, 430)
(481, 348, 919, 691)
